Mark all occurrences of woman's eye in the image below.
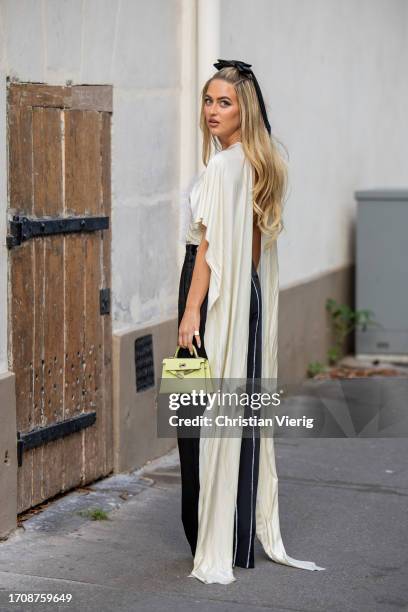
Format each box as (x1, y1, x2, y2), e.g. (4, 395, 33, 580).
(205, 99, 230, 106)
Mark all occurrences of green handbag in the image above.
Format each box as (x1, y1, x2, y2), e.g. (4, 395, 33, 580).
(160, 345, 214, 394)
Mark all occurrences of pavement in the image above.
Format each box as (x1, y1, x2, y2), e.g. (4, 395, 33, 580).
(0, 437, 407, 612)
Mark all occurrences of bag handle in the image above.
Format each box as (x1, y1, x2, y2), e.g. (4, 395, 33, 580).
(174, 344, 199, 358)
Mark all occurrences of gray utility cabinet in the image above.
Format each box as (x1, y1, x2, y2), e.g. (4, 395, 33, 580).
(355, 189, 408, 360)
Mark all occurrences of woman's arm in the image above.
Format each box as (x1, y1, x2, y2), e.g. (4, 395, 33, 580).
(178, 230, 211, 354)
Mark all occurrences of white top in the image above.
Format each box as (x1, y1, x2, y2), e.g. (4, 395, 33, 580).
(182, 142, 326, 584)
(179, 171, 202, 246)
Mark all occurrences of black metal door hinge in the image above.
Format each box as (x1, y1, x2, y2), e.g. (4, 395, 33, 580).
(100, 288, 110, 315)
(17, 411, 96, 467)
(7, 214, 109, 249)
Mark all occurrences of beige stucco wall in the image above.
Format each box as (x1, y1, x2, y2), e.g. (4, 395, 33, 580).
(0, 372, 17, 539)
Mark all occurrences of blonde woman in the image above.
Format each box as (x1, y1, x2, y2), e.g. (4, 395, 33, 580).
(177, 59, 325, 584)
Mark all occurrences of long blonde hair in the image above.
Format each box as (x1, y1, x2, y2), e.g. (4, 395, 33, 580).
(199, 66, 288, 248)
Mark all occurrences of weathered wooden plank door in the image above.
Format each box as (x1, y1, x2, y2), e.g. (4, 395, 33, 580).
(7, 83, 113, 513)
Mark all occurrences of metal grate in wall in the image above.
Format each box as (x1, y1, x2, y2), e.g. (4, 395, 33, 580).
(134, 334, 155, 391)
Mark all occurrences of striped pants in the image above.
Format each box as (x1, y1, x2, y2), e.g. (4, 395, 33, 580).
(177, 243, 262, 568)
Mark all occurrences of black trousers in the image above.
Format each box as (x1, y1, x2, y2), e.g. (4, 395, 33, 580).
(177, 243, 262, 569)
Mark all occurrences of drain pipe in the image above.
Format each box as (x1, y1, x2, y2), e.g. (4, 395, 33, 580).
(197, 0, 220, 169)
(178, 0, 220, 268)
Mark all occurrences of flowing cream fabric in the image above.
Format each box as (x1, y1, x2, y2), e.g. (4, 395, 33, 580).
(185, 142, 325, 584)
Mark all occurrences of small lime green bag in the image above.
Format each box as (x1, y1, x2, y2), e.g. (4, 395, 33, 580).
(160, 345, 214, 394)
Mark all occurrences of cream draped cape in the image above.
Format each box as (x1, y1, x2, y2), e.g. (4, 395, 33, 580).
(186, 142, 325, 584)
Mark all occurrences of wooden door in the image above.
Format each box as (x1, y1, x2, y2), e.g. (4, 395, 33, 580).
(7, 83, 114, 513)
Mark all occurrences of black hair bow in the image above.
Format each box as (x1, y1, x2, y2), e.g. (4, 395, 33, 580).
(213, 59, 271, 135)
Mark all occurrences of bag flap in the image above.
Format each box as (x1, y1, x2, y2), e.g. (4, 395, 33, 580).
(162, 357, 205, 372)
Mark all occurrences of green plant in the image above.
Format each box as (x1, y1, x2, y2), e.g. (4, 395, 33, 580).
(306, 361, 326, 378)
(325, 298, 376, 365)
(77, 507, 110, 521)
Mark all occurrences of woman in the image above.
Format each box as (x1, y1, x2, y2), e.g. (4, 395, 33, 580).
(177, 59, 325, 584)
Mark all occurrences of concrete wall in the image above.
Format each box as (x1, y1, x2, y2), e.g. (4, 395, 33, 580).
(220, 0, 408, 290)
(0, 372, 17, 538)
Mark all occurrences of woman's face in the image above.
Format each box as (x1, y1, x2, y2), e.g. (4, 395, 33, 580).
(204, 79, 241, 147)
